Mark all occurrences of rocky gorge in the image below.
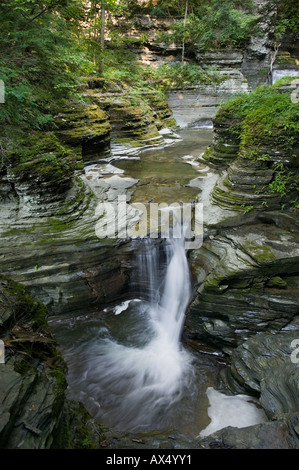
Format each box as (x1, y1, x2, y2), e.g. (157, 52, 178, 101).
(1, 0, 299, 451)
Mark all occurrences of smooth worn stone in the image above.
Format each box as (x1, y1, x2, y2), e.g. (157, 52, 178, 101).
(166, 70, 249, 129)
(187, 222, 299, 347)
(230, 330, 299, 419)
(198, 417, 299, 449)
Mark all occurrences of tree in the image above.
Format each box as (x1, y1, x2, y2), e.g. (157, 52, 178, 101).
(86, 0, 124, 75)
(181, 0, 188, 64)
(268, 0, 299, 77)
(158, 0, 258, 53)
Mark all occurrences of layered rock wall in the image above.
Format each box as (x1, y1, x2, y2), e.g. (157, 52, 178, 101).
(185, 80, 299, 449)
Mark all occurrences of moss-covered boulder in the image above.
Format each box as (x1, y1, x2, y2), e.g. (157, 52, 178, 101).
(206, 83, 299, 214)
(4, 132, 79, 214)
(88, 80, 176, 151)
(54, 103, 111, 163)
(141, 89, 177, 129)
(93, 91, 162, 145)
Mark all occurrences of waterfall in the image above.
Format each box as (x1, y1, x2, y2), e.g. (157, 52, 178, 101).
(63, 233, 195, 433)
(136, 236, 191, 344)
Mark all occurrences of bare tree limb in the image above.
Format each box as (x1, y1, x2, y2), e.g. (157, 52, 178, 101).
(28, 1, 61, 23)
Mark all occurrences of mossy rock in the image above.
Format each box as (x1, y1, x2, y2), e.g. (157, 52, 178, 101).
(84, 76, 106, 90)
(266, 276, 287, 288)
(6, 132, 77, 199)
(0, 277, 75, 449)
(92, 86, 175, 142)
(54, 103, 111, 157)
(215, 85, 299, 152)
(0, 277, 50, 334)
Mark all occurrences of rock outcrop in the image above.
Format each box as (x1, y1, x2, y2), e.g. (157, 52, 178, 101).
(0, 76, 178, 316)
(188, 216, 299, 350)
(185, 79, 299, 449)
(0, 278, 68, 448)
(166, 69, 249, 129)
(89, 80, 176, 155)
(187, 83, 299, 351)
(202, 83, 299, 215)
(54, 103, 112, 163)
(197, 330, 299, 449)
(0, 278, 110, 449)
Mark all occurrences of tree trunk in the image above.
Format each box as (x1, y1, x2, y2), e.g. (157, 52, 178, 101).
(99, 2, 106, 75)
(182, 0, 188, 64)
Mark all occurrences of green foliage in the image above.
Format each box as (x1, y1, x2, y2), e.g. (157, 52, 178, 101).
(216, 85, 299, 151)
(273, 76, 299, 87)
(145, 0, 256, 19)
(80, 437, 94, 449)
(101, 32, 225, 93)
(147, 62, 225, 90)
(268, 163, 299, 198)
(102, 43, 146, 85)
(241, 203, 254, 214)
(0, 0, 95, 141)
(271, 0, 299, 41)
(157, 0, 258, 51)
(215, 84, 299, 207)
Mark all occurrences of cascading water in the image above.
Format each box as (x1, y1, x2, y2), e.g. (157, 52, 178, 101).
(49, 130, 268, 439)
(60, 233, 196, 433)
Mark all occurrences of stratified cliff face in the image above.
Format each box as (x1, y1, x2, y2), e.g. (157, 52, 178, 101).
(0, 76, 178, 316)
(0, 278, 67, 448)
(4, 0, 297, 318)
(0, 67, 182, 447)
(185, 80, 299, 449)
(187, 81, 299, 348)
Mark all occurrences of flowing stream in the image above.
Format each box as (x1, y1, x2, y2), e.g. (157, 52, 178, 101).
(50, 129, 267, 437)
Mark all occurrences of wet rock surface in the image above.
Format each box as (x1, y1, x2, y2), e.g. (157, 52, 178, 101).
(198, 417, 299, 449)
(0, 278, 66, 448)
(1, 11, 298, 447)
(0, 74, 179, 316)
(187, 216, 299, 348)
(184, 81, 299, 449)
(230, 330, 299, 416)
(197, 330, 299, 449)
(0, 177, 132, 316)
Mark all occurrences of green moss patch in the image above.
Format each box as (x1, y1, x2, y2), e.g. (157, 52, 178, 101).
(213, 84, 299, 207)
(216, 85, 299, 152)
(6, 132, 77, 190)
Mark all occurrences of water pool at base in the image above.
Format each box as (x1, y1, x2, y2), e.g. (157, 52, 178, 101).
(50, 237, 266, 437)
(49, 128, 267, 438)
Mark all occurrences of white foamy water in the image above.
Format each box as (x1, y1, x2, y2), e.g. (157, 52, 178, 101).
(113, 298, 141, 315)
(63, 235, 196, 432)
(199, 387, 267, 438)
